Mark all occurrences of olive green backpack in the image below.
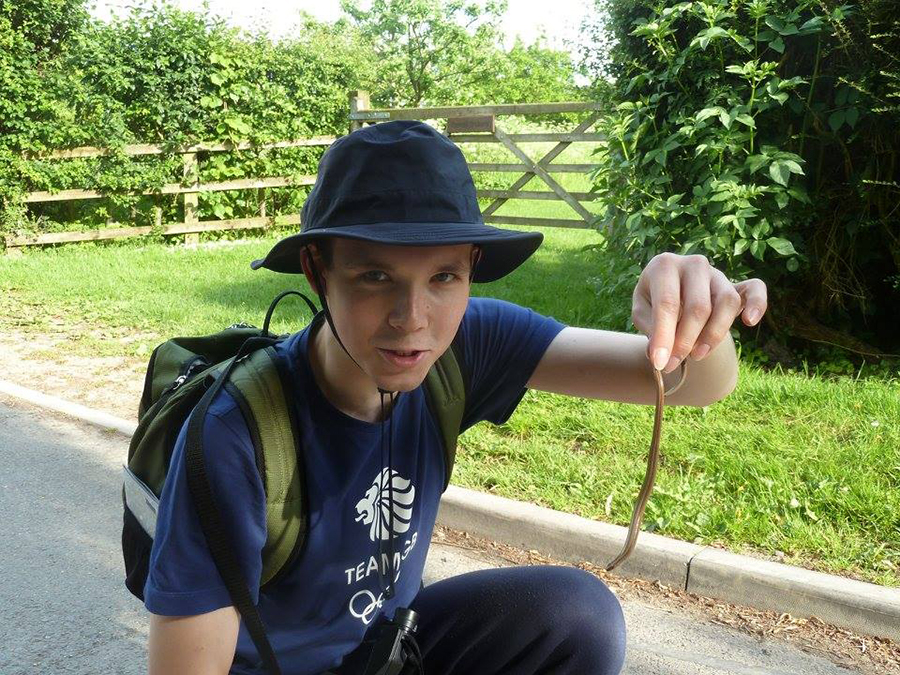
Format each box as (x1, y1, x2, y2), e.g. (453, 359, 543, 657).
(121, 291, 466, 675)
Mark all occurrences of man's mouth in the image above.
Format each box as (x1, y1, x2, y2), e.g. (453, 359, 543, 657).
(377, 348, 428, 367)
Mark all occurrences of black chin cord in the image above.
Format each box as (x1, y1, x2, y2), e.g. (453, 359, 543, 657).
(377, 389, 397, 600)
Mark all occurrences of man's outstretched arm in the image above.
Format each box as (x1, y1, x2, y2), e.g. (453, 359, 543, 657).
(148, 607, 240, 675)
(528, 253, 767, 407)
(528, 325, 738, 407)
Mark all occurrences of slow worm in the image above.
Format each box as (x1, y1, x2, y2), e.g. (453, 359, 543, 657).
(605, 359, 688, 572)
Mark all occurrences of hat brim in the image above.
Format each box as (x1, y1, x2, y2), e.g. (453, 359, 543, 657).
(250, 222, 543, 283)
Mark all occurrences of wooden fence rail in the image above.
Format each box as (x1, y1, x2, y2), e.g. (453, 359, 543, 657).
(6, 137, 335, 253)
(5, 94, 605, 254)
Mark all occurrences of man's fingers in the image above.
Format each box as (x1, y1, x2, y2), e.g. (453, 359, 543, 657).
(734, 279, 768, 325)
(633, 255, 769, 372)
(643, 256, 683, 371)
(665, 263, 714, 372)
(691, 276, 743, 361)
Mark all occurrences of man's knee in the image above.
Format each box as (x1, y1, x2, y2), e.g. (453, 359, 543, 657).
(533, 566, 627, 674)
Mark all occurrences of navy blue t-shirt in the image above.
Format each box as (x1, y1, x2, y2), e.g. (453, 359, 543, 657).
(144, 297, 565, 674)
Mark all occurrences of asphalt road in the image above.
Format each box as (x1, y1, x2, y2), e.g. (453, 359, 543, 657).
(0, 398, 856, 674)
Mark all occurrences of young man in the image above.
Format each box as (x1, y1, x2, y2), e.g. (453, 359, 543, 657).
(144, 120, 767, 674)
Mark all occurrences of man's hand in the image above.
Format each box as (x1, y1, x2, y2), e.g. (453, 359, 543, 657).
(632, 253, 768, 374)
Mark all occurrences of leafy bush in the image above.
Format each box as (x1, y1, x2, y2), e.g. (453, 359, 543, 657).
(586, 0, 900, 351)
(0, 3, 373, 237)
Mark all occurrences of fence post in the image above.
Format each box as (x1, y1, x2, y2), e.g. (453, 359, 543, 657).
(349, 90, 371, 133)
(182, 152, 199, 247)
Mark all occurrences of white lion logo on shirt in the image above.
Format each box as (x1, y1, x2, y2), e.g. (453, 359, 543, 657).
(354, 467, 415, 542)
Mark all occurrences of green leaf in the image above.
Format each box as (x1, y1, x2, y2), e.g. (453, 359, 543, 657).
(788, 187, 811, 204)
(799, 16, 824, 33)
(845, 107, 859, 128)
(775, 191, 789, 209)
(720, 109, 733, 129)
(783, 160, 805, 175)
(769, 161, 790, 186)
(224, 117, 252, 135)
(210, 72, 225, 86)
(696, 106, 726, 123)
(735, 114, 756, 128)
(828, 110, 845, 131)
(749, 239, 761, 259)
(719, 214, 739, 227)
(730, 31, 754, 53)
(765, 16, 785, 32)
(745, 154, 768, 173)
(769, 36, 785, 53)
(734, 238, 750, 255)
(692, 26, 727, 50)
(786, 257, 800, 271)
(767, 236, 796, 256)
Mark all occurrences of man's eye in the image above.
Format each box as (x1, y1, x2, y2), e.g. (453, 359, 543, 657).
(433, 272, 458, 283)
(362, 271, 389, 283)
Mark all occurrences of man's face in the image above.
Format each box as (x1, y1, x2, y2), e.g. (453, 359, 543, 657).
(317, 238, 475, 393)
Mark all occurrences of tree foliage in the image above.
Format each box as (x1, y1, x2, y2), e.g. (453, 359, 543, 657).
(586, 0, 899, 351)
(340, 0, 584, 107)
(341, 0, 507, 107)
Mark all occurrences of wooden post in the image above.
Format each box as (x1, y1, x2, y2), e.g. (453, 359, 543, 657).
(349, 90, 371, 133)
(182, 152, 199, 247)
(5, 239, 23, 257)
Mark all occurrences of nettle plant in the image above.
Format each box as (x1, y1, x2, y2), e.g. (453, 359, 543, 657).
(591, 0, 841, 280)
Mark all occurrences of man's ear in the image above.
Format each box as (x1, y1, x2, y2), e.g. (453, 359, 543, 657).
(469, 245, 483, 281)
(300, 245, 325, 296)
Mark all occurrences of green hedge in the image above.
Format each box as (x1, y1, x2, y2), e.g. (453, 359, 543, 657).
(585, 0, 899, 352)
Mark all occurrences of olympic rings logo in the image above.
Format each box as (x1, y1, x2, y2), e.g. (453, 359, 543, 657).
(349, 589, 385, 625)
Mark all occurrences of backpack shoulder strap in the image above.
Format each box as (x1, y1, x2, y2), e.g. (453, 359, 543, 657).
(423, 341, 467, 491)
(227, 346, 307, 588)
(185, 336, 283, 675)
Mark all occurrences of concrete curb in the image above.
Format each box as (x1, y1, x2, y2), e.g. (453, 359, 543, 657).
(438, 486, 900, 643)
(0, 379, 137, 436)
(3, 378, 898, 643)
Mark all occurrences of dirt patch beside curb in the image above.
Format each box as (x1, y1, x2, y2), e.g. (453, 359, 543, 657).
(1, 326, 144, 422)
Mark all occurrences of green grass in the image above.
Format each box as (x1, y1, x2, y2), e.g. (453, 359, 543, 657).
(2, 223, 898, 588)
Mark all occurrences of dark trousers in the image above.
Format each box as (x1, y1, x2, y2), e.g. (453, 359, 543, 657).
(335, 565, 627, 675)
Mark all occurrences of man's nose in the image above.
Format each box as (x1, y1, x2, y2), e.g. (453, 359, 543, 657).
(388, 285, 429, 332)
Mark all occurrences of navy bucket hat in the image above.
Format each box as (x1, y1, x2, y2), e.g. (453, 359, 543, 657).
(250, 120, 543, 283)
